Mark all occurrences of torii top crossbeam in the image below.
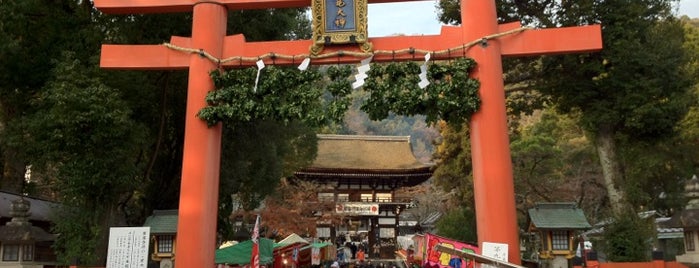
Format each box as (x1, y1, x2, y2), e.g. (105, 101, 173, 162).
(96, 0, 418, 13)
(101, 23, 601, 69)
(95, 0, 601, 267)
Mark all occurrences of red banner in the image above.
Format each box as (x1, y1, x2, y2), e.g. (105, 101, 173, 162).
(414, 233, 478, 268)
(250, 215, 261, 268)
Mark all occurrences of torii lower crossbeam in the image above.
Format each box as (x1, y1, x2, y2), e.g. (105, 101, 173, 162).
(95, 0, 602, 267)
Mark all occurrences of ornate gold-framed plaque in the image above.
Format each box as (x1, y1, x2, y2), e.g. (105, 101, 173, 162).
(310, 0, 372, 55)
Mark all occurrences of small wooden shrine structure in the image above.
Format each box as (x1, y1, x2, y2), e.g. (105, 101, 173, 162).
(528, 202, 591, 267)
(142, 209, 178, 268)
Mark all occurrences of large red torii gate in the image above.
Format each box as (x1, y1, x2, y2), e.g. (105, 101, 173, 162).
(95, 0, 601, 267)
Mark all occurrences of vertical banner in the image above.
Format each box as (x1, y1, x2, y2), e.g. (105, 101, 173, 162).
(312, 247, 321, 265)
(106, 227, 150, 268)
(250, 215, 261, 268)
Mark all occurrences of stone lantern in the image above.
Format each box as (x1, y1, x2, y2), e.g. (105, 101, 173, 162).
(0, 198, 56, 268)
(668, 175, 699, 267)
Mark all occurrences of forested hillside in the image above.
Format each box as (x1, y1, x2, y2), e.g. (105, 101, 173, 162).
(327, 90, 440, 163)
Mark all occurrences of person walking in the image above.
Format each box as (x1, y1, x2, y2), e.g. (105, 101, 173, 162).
(357, 247, 366, 262)
(337, 247, 346, 265)
(344, 243, 353, 263)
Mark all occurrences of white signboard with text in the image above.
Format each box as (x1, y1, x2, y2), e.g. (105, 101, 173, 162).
(106, 227, 150, 268)
(335, 202, 379, 215)
(482, 242, 508, 268)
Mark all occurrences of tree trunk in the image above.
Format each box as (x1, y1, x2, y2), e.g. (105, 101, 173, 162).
(594, 125, 625, 213)
(2, 148, 26, 193)
(95, 202, 128, 265)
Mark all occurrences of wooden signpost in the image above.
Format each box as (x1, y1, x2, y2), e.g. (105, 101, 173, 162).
(94, 0, 602, 267)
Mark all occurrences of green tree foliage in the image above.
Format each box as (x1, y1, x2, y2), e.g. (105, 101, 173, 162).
(435, 206, 477, 244)
(437, 0, 696, 215)
(430, 121, 478, 240)
(116, 6, 318, 257)
(511, 111, 566, 204)
(0, 0, 315, 264)
(510, 109, 613, 223)
(0, 0, 98, 193)
(332, 89, 441, 163)
(511, 110, 570, 226)
(534, 0, 694, 214)
(601, 209, 655, 262)
(228, 9, 312, 40)
(19, 54, 147, 264)
(0, 1, 198, 263)
(217, 121, 318, 238)
(678, 19, 699, 147)
(0, 2, 132, 263)
(433, 1, 698, 251)
(432, 121, 473, 207)
(216, 121, 319, 240)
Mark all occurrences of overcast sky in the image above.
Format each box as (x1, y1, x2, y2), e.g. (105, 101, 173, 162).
(367, 0, 699, 37)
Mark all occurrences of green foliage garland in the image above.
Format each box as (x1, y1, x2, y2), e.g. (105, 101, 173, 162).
(200, 58, 480, 126)
(362, 58, 480, 125)
(198, 65, 353, 126)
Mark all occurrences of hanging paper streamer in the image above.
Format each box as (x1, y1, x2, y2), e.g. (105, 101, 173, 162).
(254, 59, 265, 92)
(418, 53, 431, 89)
(352, 56, 373, 89)
(297, 58, 311, 71)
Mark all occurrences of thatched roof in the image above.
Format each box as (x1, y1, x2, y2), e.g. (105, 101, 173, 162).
(299, 135, 432, 172)
(294, 135, 433, 186)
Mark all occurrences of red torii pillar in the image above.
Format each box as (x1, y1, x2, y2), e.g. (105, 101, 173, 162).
(95, 0, 601, 267)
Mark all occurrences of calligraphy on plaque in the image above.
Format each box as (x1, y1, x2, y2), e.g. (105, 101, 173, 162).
(310, 0, 372, 55)
(106, 227, 150, 268)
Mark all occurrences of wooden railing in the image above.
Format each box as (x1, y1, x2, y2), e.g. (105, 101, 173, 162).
(434, 244, 526, 268)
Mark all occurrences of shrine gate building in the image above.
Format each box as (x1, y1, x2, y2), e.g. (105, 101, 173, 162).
(293, 134, 432, 259)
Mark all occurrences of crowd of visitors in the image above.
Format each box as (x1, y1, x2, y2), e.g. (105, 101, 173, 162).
(332, 241, 391, 268)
